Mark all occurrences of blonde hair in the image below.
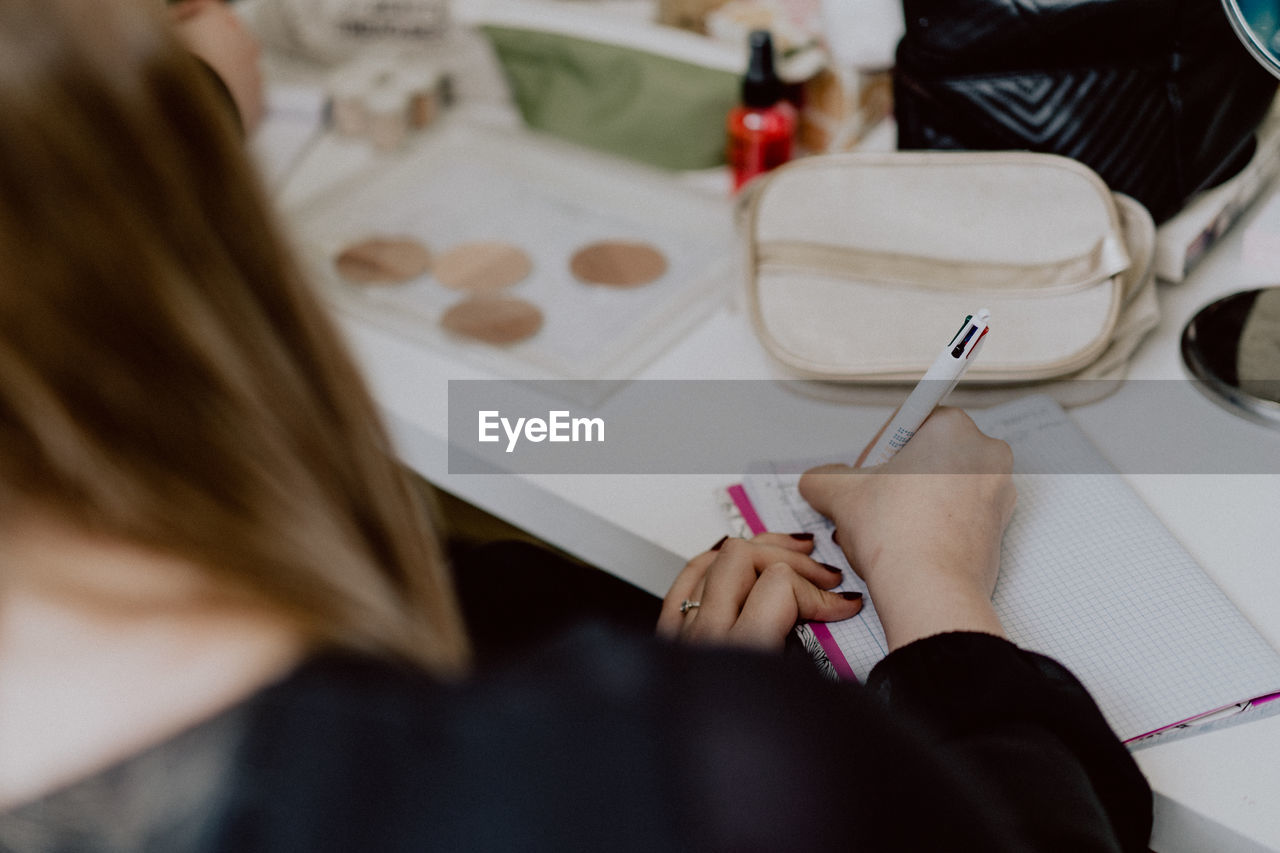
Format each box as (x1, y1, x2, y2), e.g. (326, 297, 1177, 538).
(0, 0, 469, 672)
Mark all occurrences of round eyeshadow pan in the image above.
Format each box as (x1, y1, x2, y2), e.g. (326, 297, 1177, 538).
(569, 241, 668, 287)
(334, 237, 432, 284)
(440, 295, 544, 344)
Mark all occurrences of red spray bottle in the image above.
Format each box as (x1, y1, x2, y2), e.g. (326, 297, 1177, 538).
(727, 30, 796, 192)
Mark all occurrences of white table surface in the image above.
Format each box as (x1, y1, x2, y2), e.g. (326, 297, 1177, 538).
(257, 57, 1280, 853)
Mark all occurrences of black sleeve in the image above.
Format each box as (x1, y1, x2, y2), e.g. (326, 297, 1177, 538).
(866, 631, 1153, 852)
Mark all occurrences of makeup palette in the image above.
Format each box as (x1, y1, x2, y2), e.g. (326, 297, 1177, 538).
(299, 119, 734, 380)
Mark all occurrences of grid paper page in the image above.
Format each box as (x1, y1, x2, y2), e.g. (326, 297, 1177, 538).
(741, 395, 1280, 742)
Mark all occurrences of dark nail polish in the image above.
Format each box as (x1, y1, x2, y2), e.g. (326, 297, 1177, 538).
(831, 529, 839, 545)
(839, 591, 864, 601)
(710, 535, 729, 551)
(818, 562, 844, 575)
(789, 532, 815, 541)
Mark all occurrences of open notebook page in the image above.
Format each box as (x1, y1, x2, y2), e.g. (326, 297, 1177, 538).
(738, 394, 1280, 743)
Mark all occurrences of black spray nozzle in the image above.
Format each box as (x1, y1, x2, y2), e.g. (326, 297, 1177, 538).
(742, 29, 783, 108)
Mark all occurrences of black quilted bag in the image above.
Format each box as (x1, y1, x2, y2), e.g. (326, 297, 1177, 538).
(894, 0, 1278, 223)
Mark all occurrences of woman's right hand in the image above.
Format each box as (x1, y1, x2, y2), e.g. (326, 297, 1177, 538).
(798, 408, 1017, 652)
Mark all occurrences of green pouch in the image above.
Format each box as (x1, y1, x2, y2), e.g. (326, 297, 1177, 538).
(483, 26, 738, 170)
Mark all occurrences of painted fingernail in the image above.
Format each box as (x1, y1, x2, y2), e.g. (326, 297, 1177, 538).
(831, 529, 839, 545)
(818, 562, 844, 576)
(789, 532, 815, 541)
(839, 591, 864, 601)
(710, 535, 729, 551)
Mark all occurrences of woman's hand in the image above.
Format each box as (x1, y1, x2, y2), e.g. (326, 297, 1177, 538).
(657, 533, 864, 652)
(799, 408, 1016, 652)
(170, 0, 266, 134)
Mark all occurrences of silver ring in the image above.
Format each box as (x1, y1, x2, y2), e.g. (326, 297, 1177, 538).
(680, 599, 701, 614)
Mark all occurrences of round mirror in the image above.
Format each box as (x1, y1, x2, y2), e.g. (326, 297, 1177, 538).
(1182, 287, 1280, 426)
(1223, 0, 1280, 79)
(1187, 5, 1280, 426)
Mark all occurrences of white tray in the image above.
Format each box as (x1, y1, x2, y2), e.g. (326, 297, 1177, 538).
(294, 118, 736, 381)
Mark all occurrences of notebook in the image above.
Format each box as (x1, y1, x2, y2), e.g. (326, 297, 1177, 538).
(728, 394, 1280, 746)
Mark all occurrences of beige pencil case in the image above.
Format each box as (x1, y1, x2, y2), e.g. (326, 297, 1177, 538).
(742, 151, 1157, 398)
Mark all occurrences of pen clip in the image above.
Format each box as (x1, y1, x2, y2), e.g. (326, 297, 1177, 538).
(947, 314, 974, 348)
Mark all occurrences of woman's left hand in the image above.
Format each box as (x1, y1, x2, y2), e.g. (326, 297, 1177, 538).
(657, 533, 864, 651)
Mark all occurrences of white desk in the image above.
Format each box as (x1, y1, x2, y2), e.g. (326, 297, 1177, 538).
(265, 91, 1280, 853)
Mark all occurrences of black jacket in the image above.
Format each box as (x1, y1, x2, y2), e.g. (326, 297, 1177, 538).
(198, 628, 1151, 852)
